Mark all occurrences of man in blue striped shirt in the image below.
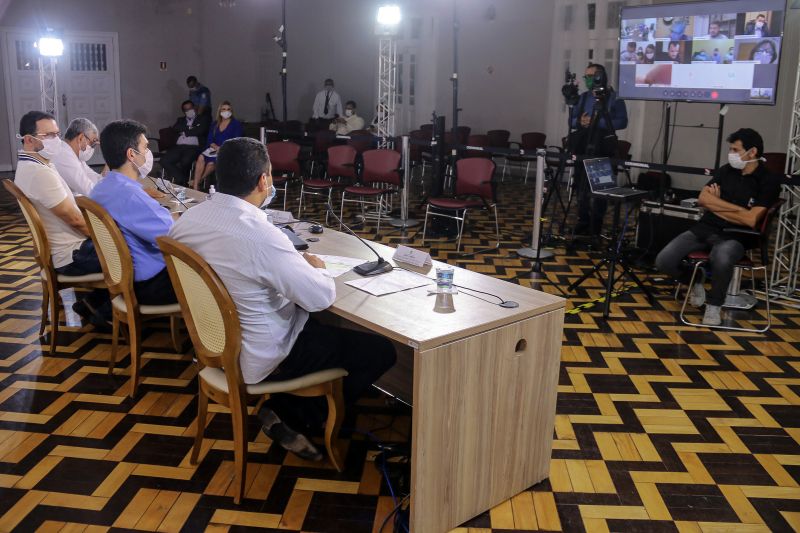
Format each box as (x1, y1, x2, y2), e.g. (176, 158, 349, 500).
(91, 120, 177, 305)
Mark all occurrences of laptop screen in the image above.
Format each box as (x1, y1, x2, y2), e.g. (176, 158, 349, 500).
(583, 158, 616, 192)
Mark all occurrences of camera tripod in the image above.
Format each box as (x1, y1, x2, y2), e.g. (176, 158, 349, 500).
(567, 191, 654, 318)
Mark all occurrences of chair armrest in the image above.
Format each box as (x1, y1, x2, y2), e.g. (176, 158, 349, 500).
(722, 227, 759, 237)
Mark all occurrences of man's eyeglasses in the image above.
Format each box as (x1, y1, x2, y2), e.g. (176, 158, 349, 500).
(35, 132, 61, 140)
(86, 137, 100, 147)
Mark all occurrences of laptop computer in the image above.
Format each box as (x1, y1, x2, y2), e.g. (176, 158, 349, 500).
(583, 157, 645, 199)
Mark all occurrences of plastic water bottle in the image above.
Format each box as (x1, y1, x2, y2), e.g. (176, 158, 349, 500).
(207, 185, 216, 200)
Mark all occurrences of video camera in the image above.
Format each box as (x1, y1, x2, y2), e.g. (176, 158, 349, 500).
(561, 69, 580, 106)
(590, 65, 609, 99)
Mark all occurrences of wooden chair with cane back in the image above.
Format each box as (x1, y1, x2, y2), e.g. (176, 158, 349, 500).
(157, 236, 347, 504)
(75, 196, 181, 398)
(3, 179, 106, 353)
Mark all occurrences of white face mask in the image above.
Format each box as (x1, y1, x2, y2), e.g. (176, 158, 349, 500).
(728, 151, 751, 170)
(220, 111, 232, 119)
(645, 52, 655, 59)
(260, 182, 276, 209)
(756, 21, 764, 28)
(79, 144, 95, 162)
(345, 109, 353, 117)
(37, 136, 62, 159)
(185, 109, 196, 119)
(131, 148, 153, 177)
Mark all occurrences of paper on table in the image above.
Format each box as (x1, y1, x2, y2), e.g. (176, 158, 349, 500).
(345, 269, 433, 296)
(263, 209, 295, 224)
(315, 254, 365, 277)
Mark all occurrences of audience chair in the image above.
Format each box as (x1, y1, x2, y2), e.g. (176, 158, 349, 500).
(504, 132, 546, 182)
(76, 197, 181, 398)
(3, 180, 106, 354)
(464, 134, 491, 159)
(422, 158, 499, 252)
(299, 145, 357, 225)
(486, 129, 511, 149)
(407, 129, 427, 179)
(455, 126, 471, 145)
(157, 236, 346, 504)
(762, 152, 787, 177)
(267, 141, 301, 211)
(419, 123, 434, 136)
(678, 200, 783, 332)
(148, 127, 178, 163)
(309, 130, 337, 178)
(339, 149, 402, 234)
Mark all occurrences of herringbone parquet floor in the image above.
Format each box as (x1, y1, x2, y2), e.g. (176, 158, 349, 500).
(0, 169, 799, 532)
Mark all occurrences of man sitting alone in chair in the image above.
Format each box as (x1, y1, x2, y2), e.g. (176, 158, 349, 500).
(655, 128, 782, 326)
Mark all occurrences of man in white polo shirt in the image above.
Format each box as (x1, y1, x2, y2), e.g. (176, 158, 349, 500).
(50, 117, 103, 196)
(14, 111, 105, 323)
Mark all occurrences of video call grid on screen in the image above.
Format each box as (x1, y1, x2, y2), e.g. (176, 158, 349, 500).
(617, 0, 785, 105)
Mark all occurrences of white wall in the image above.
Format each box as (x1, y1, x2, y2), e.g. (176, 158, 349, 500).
(432, 0, 556, 138)
(0, 0, 203, 168)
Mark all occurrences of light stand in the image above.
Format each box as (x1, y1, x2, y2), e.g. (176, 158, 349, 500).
(37, 32, 63, 123)
(451, 0, 460, 137)
(517, 152, 555, 261)
(390, 135, 421, 229)
(375, 5, 400, 148)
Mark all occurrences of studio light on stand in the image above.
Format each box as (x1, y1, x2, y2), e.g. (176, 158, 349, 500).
(374, 4, 400, 148)
(36, 29, 63, 124)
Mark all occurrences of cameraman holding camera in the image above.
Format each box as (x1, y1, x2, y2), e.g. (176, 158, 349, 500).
(569, 64, 628, 236)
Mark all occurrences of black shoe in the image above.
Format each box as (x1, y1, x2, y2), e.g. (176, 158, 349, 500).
(88, 312, 112, 334)
(257, 407, 324, 462)
(72, 299, 95, 322)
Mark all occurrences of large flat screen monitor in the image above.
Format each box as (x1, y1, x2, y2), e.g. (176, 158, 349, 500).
(617, 0, 785, 105)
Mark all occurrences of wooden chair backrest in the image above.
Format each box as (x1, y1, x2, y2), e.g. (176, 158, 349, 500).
(75, 196, 135, 305)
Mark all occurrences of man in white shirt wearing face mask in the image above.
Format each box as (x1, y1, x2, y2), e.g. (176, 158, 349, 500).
(13, 111, 108, 324)
(329, 100, 365, 135)
(311, 78, 343, 128)
(169, 137, 396, 462)
(50, 117, 103, 196)
(655, 128, 781, 326)
(90, 120, 177, 305)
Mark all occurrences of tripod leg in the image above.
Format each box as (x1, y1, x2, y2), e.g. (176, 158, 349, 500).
(568, 258, 609, 292)
(620, 260, 656, 303)
(602, 257, 618, 318)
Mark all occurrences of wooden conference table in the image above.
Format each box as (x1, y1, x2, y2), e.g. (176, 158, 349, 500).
(146, 181, 566, 532)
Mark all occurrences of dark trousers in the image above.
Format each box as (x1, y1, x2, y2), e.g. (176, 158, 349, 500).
(265, 317, 397, 428)
(134, 267, 177, 306)
(576, 168, 608, 235)
(655, 229, 746, 306)
(55, 240, 108, 311)
(55, 239, 102, 276)
(160, 146, 201, 185)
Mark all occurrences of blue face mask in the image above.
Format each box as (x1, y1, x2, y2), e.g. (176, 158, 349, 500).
(260, 184, 276, 210)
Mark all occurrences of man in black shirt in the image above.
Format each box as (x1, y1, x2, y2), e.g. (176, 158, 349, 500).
(655, 129, 782, 325)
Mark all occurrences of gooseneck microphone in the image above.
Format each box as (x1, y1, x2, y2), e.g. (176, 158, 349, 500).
(148, 175, 188, 210)
(325, 203, 393, 276)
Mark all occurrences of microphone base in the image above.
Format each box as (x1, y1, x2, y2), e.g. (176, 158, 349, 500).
(354, 260, 394, 277)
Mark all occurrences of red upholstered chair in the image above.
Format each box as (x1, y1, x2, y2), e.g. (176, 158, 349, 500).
(505, 131, 546, 182)
(464, 134, 491, 159)
(486, 129, 511, 149)
(762, 152, 787, 177)
(309, 130, 337, 178)
(678, 200, 783, 332)
(339, 149, 401, 234)
(267, 141, 301, 211)
(422, 158, 499, 252)
(299, 145, 357, 225)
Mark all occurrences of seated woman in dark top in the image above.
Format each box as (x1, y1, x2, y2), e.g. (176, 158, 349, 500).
(192, 100, 243, 190)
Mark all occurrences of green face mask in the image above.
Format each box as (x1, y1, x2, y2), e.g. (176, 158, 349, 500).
(584, 75, 594, 90)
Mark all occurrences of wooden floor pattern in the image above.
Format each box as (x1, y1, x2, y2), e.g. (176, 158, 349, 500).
(0, 170, 799, 532)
